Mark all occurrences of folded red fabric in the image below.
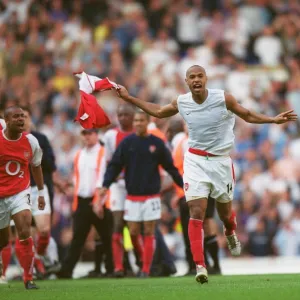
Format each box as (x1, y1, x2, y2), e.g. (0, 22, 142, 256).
(75, 91, 111, 129)
(74, 74, 118, 129)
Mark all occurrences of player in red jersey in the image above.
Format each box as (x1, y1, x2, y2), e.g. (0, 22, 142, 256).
(0, 106, 45, 289)
(102, 103, 135, 277)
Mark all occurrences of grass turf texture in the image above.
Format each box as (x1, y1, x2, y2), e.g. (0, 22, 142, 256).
(1, 274, 300, 300)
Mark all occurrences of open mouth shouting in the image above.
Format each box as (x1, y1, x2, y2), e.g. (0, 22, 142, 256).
(193, 83, 202, 91)
(17, 122, 25, 130)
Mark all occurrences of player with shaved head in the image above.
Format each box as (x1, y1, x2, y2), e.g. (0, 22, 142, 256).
(102, 103, 135, 277)
(115, 64, 297, 284)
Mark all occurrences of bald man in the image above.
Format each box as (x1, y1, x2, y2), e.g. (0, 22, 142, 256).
(115, 64, 297, 284)
(102, 103, 135, 277)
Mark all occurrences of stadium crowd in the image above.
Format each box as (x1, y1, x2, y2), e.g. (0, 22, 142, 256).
(1, 0, 300, 268)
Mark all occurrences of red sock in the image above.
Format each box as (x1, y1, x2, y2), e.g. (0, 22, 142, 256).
(224, 211, 237, 236)
(142, 235, 155, 274)
(112, 233, 123, 272)
(188, 218, 206, 267)
(1, 243, 12, 276)
(36, 233, 50, 256)
(15, 237, 35, 282)
(34, 257, 45, 274)
(131, 234, 144, 262)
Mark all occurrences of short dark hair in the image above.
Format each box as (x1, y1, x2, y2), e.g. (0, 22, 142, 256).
(20, 105, 32, 115)
(134, 109, 150, 120)
(4, 106, 23, 118)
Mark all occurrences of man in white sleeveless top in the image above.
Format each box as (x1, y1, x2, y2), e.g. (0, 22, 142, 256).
(116, 65, 297, 284)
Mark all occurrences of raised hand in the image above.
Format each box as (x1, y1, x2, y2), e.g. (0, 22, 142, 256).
(273, 110, 298, 124)
(115, 85, 129, 99)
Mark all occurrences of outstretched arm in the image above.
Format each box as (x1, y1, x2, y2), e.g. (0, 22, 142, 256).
(116, 85, 178, 118)
(225, 93, 298, 124)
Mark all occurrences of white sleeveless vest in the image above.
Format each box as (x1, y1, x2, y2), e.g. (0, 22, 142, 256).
(177, 89, 235, 156)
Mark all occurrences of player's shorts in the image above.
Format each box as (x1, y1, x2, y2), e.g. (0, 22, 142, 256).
(110, 180, 127, 212)
(31, 184, 51, 216)
(183, 151, 235, 203)
(9, 184, 51, 227)
(0, 187, 31, 229)
(124, 195, 161, 222)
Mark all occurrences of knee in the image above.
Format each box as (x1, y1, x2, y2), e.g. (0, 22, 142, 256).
(39, 228, 51, 237)
(17, 228, 31, 240)
(129, 227, 139, 237)
(218, 209, 231, 222)
(144, 227, 155, 236)
(188, 203, 205, 220)
(113, 217, 124, 234)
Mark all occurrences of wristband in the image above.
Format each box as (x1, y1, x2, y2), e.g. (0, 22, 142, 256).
(38, 189, 45, 197)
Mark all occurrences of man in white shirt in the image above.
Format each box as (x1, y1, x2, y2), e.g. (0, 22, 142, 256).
(254, 26, 283, 67)
(56, 129, 113, 278)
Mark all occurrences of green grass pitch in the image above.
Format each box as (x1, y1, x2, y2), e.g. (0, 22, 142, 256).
(1, 274, 300, 300)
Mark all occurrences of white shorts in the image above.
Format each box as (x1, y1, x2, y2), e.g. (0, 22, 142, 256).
(183, 151, 235, 203)
(9, 185, 51, 227)
(110, 180, 127, 212)
(31, 184, 51, 216)
(0, 188, 31, 229)
(124, 195, 161, 222)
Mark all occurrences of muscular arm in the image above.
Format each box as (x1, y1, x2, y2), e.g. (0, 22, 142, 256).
(31, 165, 44, 191)
(117, 86, 178, 118)
(225, 93, 297, 124)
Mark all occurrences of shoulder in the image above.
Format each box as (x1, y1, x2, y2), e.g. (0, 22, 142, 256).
(149, 134, 166, 147)
(25, 133, 40, 146)
(104, 128, 117, 137)
(208, 88, 225, 96)
(122, 133, 135, 142)
(118, 133, 135, 146)
(25, 133, 41, 152)
(103, 128, 117, 141)
(177, 92, 192, 102)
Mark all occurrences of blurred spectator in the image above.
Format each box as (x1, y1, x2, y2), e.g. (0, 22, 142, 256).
(254, 26, 283, 66)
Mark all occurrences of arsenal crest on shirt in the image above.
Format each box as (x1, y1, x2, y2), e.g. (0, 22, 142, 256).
(24, 151, 30, 160)
(149, 145, 156, 153)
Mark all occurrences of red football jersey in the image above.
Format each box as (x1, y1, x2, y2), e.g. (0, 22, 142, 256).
(0, 130, 42, 198)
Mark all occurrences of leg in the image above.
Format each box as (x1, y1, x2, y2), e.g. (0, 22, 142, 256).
(93, 208, 114, 275)
(93, 231, 103, 274)
(151, 226, 176, 276)
(142, 220, 156, 275)
(59, 208, 92, 277)
(0, 227, 10, 280)
(13, 209, 35, 284)
(203, 218, 221, 273)
(110, 182, 127, 273)
(178, 197, 194, 272)
(32, 185, 52, 255)
(34, 212, 51, 256)
(203, 197, 221, 273)
(216, 201, 240, 256)
(34, 214, 51, 277)
(187, 198, 207, 267)
(187, 198, 209, 283)
(216, 201, 236, 235)
(112, 210, 125, 273)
